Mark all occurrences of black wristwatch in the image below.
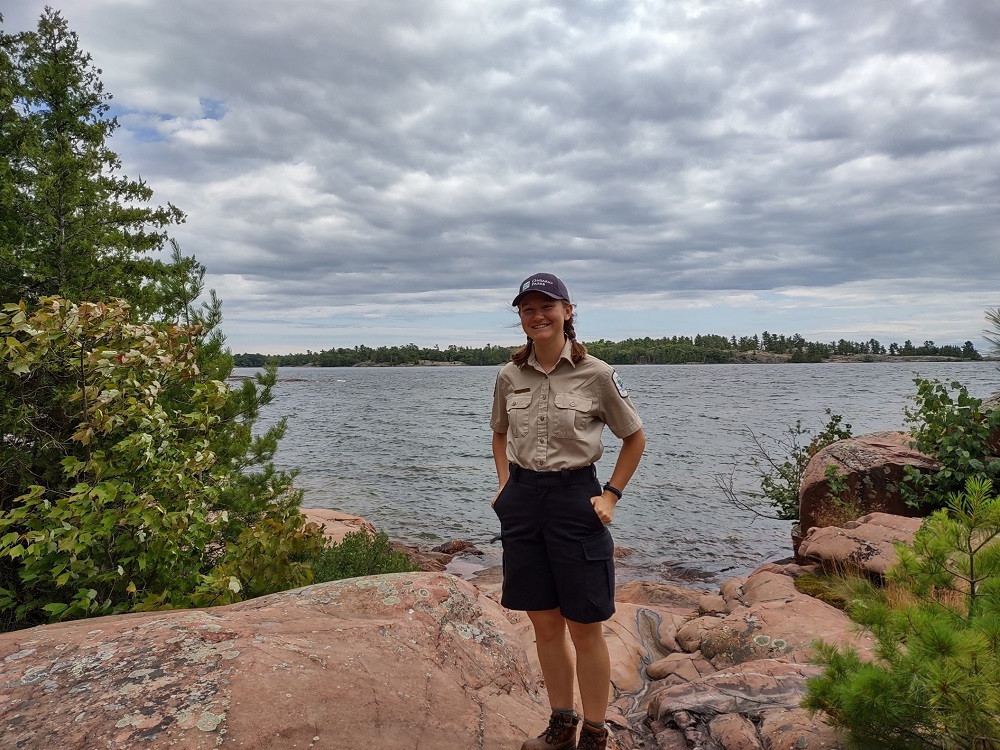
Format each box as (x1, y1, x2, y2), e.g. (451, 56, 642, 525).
(602, 483, 622, 500)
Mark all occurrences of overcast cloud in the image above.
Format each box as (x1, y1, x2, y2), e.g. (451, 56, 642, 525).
(5, 0, 999, 353)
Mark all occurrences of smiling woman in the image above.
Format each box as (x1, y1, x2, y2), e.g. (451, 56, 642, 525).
(489, 272, 647, 750)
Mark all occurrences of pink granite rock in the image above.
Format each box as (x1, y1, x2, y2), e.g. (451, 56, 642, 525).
(758, 707, 845, 749)
(646, 659, 822, 727)
(798, 431, 939, 537)
(0, 573, 547, 750)
(689, 570, 873, 668)
(645, 651, 714, 684)
(798, 512, 924, 576)
(708, 713, 762, 750)
(299, 507, 377, 544)
(615, 581, 708, 614)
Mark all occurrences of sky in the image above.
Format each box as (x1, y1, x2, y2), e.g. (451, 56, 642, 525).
(5, 1, 1000, 354)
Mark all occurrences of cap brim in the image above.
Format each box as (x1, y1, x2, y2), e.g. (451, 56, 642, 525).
(511, 289, 566, 306)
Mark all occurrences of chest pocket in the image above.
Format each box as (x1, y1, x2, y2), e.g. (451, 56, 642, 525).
(505, 393, 532, 437)
(552, 393, 594, 439)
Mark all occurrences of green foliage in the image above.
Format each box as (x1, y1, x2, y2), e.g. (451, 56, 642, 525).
(0, 11, 328, 631)
(0, 298, 325, 630)
(902, 379, 1000, 512)
(985, 307, 1000, 358)
(311, 529, 419, 583)
(0, 8, 183, 311)
(804, 476, 1000, 749)
(793, 572, 853, 610)
(718, 409, 853, 521)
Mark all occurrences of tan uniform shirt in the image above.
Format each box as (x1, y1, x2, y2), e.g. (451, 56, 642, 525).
(490, 340, 643, 471)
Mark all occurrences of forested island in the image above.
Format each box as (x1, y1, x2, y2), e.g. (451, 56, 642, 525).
(234, 333, 985, 368)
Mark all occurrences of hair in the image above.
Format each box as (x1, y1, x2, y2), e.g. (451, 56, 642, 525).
(511, 300, 588, 367)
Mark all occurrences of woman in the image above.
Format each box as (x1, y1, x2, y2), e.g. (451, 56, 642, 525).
(490, 273, 646, 750)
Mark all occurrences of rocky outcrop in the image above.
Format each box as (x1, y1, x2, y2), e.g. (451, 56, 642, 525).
(639, 556, 883, 750)
(0, 573, 547, 750)
(798, 431, 939, 537)
(300, 507, 377, 544)
(676, 565, 873, 669)
(798, 512, 923, 576)
(646, 660, 842, 750)
(0, 512, 921, 750)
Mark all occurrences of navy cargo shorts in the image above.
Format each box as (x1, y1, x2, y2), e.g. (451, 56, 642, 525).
(492, 463, 615, 624)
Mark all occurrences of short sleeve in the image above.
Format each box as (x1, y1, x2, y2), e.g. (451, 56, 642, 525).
(596, 367, 642, 438)
(489, 370, 510, 432)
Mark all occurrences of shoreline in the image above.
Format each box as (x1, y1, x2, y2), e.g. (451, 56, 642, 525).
(232, 354, 997, 373)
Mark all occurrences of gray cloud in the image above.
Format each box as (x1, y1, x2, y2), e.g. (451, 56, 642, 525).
(5, 0, 999, 350)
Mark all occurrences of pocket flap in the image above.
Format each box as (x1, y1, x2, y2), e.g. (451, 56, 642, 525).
(554, 393, 593, 412)
(506, 393, 531, 410)
(581, 530, 614, 561)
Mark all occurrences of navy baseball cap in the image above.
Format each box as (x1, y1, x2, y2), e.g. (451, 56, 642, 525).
(512, 273, 572, 306)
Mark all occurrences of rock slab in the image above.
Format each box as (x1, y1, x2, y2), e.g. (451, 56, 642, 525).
(0, 572, 547, 750)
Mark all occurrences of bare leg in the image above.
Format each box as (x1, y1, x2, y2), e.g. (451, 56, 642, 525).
(565, 619, 611, 724)
(526, 608, 575, 710)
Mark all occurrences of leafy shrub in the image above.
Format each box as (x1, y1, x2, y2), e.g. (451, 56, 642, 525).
(803, 475, 1000, 749)
(902, 378, 1000, 512)
(0, 298, 324, 629)
(311, 529, 419, 583)
(717, 409, 852, 521)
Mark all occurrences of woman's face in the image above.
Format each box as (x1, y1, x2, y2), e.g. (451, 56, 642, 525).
(518, 292, 572, 345)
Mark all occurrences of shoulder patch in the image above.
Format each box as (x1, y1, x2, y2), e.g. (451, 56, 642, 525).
(611, 369, 628, 398)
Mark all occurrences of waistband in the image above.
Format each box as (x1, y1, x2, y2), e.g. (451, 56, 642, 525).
(509, 463, 597, 486)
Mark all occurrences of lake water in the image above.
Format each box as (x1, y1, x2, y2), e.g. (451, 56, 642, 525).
(238, 361, 999, 585)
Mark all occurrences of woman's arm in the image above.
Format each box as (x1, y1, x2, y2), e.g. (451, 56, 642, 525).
(591, 427, 646, 524)
(491, 430, 509, 506)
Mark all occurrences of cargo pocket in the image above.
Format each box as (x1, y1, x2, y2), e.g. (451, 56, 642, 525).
(581, 529, 614, 608)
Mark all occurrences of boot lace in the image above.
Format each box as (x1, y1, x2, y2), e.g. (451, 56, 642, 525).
(577, 725, 608, 750)
(542, 712, 574, 743)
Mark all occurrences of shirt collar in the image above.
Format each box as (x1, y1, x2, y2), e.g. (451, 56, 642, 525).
(527, 338, 576, 371)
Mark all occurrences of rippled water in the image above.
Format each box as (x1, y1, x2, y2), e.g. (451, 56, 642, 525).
(240, 362, 999, 584)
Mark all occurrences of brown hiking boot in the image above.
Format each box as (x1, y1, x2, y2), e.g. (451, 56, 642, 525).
(576, 723, 609, 750)
(521, 711, 579, 750)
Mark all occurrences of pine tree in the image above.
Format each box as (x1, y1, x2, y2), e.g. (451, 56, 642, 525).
(0, 8, 183, 309)
(804, 475, 1000, 749)
(0, 11, 329, 629)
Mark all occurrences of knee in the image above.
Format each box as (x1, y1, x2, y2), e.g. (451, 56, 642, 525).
(566, 621, 607, 654)
(528, 610, 568, 643)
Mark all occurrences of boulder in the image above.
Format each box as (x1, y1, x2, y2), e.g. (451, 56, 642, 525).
(678, 570, 873, 669)
(798, 512, 924, 576)
(798, 431, 939, 537)
(390, 541, 452, 571)
(708, 713, 763, 750)
(431, 539, 482, 555)
(0, 572, 547, 750)
(645, 651, 715, 684)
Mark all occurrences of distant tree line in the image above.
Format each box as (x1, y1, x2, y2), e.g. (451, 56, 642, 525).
(233, 332, 983, 368)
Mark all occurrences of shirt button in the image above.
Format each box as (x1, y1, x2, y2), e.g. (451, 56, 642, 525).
(570, 401, 576, 406)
